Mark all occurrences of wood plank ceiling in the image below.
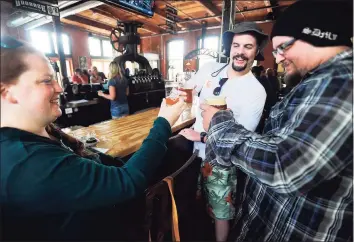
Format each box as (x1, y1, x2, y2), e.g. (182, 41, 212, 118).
(3, 0, 296, 37)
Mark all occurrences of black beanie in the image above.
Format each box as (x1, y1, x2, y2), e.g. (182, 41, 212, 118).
(271, 0, 353, 47)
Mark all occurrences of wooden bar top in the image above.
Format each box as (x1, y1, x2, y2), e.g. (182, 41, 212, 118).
(68, 106, 196, 158)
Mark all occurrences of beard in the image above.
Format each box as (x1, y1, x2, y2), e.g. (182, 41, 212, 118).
(284, 69, 302, 88)
(231, 54, 249, 72)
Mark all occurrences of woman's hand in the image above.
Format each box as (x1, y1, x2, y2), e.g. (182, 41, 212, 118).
(97, 91, 104, 97)
(158, 98, 186, 127)
(179, 128, 200, 142)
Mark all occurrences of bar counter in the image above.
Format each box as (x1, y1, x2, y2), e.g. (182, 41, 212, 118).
(68, 106, 196, 158)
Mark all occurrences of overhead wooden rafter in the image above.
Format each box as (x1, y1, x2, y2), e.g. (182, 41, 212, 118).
(60, 18, 111, 36)
(89, 7, 163, 34)
(4, 0, 294, 38)
(235, 3, 246, 20)
(154, 7, 183, 29)
(197, 0, 221, 22)
(264, 1, 272, 13)
(154, 7, 198, 31)
(266, 0, 280, 20)
(64, 15, 113, 32)
(169, 2, 201, 26)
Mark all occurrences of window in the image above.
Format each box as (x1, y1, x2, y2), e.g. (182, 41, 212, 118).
(102, 40, 113, 57)
(143, 53, 160, 72)
(49, 57, 73, 80)
(197, 36, 219, 70)
(89, 37, 114, 58)
(167, 40, 184, 81)
(149, 60, 158, 69)
(55, 60, 73, 77)
(91, 60, 111, 78)
(30, 31, 51, 54)
(30, 30, 71, 56)
(125, 61, 140, 76)
(89, 37, 101, 56)
(52, 33, 70, 55)
(30, 30, 72, 80)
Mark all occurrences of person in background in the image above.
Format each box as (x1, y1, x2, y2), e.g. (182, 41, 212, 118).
(125, 67, 130, 76)
(266, 68, 280, 95)
(98, 61, 129, 119)
(90, 66, 106, 83)
(258, 65, 266, 79)
(82, 69, 90, 81)
(72, 68, 88, 84)
(0, 36, 187, 241)
(201, 1, 353, 241)
(252, 65, 277, 111)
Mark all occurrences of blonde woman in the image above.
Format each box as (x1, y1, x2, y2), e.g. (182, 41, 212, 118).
(98, 62, 129, 118)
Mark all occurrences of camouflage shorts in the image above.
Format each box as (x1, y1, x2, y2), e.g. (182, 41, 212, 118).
(197, 160, 237, 220)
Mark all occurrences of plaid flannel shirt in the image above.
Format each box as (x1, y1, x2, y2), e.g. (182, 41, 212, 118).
(205, 50, 353, 242)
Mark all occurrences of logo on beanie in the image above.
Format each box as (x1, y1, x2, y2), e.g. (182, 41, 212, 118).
(302, 27, 337, 41)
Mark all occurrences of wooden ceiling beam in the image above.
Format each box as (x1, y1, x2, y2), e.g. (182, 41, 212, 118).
(91, 7, 161, 34)
(153, 7, 184, 29)
(60, 19, 111, 36)
(264, 1, 272, 12)
(64, 15, 113, 32)
(165, 1, 201, 26)
(155, 2, 200, 30)
(269, 0, 281, 18)
(198, 1, 222, 22)
(235, 3, 246, 20)
(94, 5, 165, 34)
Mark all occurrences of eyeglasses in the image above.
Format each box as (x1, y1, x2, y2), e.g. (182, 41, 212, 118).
(0, 36, 23, 49)
(272, 38, 296, 58)
(213, 77, 228, 96)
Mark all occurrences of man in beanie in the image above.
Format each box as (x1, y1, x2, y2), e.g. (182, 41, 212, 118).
(160, 22, 267, 241)
(200, 0, 353, 241)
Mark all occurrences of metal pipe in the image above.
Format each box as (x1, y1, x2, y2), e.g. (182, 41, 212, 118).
(218, 0, 231, 63)
(229, 0, 235, 28)
(52, 16, 69, 87)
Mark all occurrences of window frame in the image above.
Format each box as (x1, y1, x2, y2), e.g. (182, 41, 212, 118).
(52, 32, 71, 57)
(196, 34, 220, 70)
(166, 38, 185, 80)
(89, 35, 114, 59)
(29, 29, 72, 58)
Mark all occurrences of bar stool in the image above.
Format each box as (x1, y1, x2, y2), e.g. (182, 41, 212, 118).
(144, 150, 199, 242)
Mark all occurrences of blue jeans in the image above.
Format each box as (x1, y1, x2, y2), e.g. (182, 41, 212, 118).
(111, 103, 129, 119)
